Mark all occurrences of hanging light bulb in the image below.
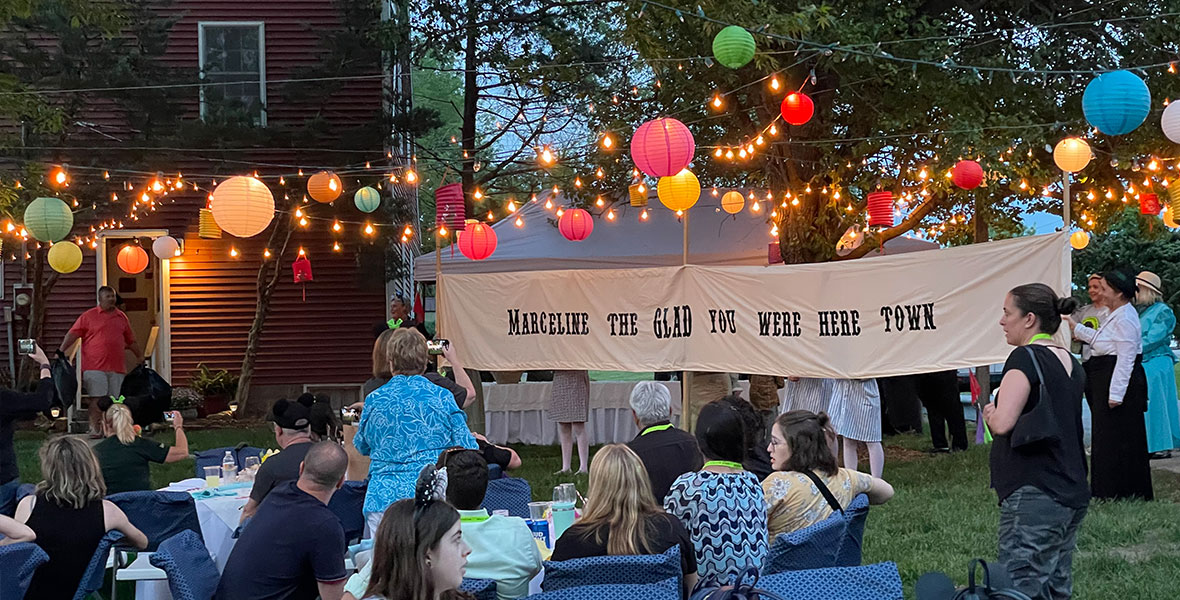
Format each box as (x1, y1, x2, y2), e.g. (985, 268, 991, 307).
(364, 223, 375, 235)
(514, 216, 524, 227)
(103, 171, 110, 180)
(556, 207, 565, 217)
(473, 188, 483, 200)
(600, 133, 614, 150)
(298, 247, 306, 257)
(676, 209, 683, 216)
(606, 209, 616, 221)
(333, 241, 342, 252)
(640, 209, 649, 221)
(595, 196, 605, 207)
(53, 166, 68, 185)
(332, 220, 342, 232)
(140, 192, 150, 203)
(769, 74, 781, 91)
(636, 182, 646, 194)
(711, 94, 723, 110)
(486, 210, 494, 221)
(714, 148, 723, 158)
(751, 201, 761, 212)
(229, 246, 240, 258)
(544, 198, 554, 210)
(595, 167, 604, 179)
(299, 217, 309, 227)
(538, 146, 556, 166)
(769, 124, 778, 136)
(574, 177, 583, 188)
(507, 200, 517, 212)
(405, 169, 418, 184)
(439, 224, 449, 237)
(725, 149, 734, 160)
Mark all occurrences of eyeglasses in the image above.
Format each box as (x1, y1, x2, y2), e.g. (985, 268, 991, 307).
(768, 437, 785, 448)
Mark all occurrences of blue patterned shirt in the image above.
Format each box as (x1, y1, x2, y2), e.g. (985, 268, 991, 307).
(353, 374, 477, 513)
(664, 470, 768, 585)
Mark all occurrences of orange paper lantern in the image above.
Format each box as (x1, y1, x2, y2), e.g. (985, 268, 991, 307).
(117, 244, 149, 274)
(307, 171, 343, 203)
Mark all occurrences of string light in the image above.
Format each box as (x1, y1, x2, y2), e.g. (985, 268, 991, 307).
(405, 170, 418, 184)
(229, 246, 239, 258)
(403, 225, 414, 237)
(333, 220, 342, 232)
(544, 198, 554, 210)
(333, 241, 342, 252)
(595, 167, 605, 179)
(556, 207, 565, 217)
(574, 177, 583, 188)
(640, 209, 649, 221)
(769, 75, 781, 91)
(600, 133, 614, 150)
(606, 209, 616, 221)
(364, 223, 375, 235)
(538, 146, 556, 166)
(298, 247, 306, 257)
(53, 166, 68, 185)
(515, 216, 524, 228)
(487, 210, 495, 221)
(711, 94, 723, 110)
(439, 225, 449, 237)
(299, 217, 309, 227)
(507, 200, 518, 212)
(595, 196, 605, 207)
(473, 188, 483, 200)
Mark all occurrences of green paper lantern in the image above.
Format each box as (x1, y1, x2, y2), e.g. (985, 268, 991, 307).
(354, 186, 381, 213)
(712, 26, 755, 69)
(24, 197, 74, 242)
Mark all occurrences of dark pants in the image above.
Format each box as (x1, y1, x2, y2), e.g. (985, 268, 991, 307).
(998, 486, 1087, 600)
(879, 375, 923, 434)
(917, 370, 968, 450)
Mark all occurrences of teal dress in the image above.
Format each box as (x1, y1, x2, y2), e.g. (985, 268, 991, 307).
(1139, 302, 1180, 453)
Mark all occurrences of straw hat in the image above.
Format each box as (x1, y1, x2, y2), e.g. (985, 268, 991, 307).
(1137, 271, 1163, 296)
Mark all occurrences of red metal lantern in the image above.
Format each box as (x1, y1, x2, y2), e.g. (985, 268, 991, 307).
(457, 221, 497, 260)
(435, 183, 466, 232)
(951, 160, 983, 190)
(292, 255, 313, 283)
(779, 92, 814, 126)
(558, 208, 594, 241)
(1140, 192, 1161, 215)
(866, 191, 894, 228)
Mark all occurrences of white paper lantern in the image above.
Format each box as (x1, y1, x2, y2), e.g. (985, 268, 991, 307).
(152, 235, 181, 259)
(210, 176, 275, 238)
(1162, 102, 1180, 144)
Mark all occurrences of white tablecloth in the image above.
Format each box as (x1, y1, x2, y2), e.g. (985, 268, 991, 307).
(135, 492, 248, 600)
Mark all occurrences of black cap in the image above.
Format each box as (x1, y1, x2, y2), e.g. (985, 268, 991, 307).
(269, 398, 310, 430)
(1102, 267, 1138, 300)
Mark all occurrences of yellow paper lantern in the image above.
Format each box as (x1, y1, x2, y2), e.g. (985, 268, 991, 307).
(308, 171, 343, 203)
(210, 176, 275, 238)
(1164, 206, 1179, 228)
(117, 244, 149, 274)
(198, 208, 222, 239)
(628, 183, 648, 207)
(657, 169, 700, 212)
(1069, 230, 1090, 250)
(48, 242, 83, 274)
(721, 191, 745, 214)
(1168, 184, 1180, 217)
(1053, 138, 1091, 173)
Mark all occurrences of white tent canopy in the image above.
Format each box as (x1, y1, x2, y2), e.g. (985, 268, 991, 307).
(414, 190, 937, 280)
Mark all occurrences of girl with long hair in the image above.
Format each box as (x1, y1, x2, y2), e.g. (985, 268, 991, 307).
(763, 410, 894, 542)
(552, 444, 698, 595)
(15, 436, 147, 599)
(355, 465, 473, 600)
(92, 398, 188, 494)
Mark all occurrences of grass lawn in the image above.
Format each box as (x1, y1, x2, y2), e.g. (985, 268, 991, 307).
(13, 424, 1180, 599)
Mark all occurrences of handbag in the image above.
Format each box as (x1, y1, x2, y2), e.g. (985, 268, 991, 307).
(916, 559, 1033, 600)
(1009, 346, 1062, 449)
(689, 566, 788, 600)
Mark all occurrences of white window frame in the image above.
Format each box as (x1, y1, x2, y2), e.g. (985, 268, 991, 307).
(198, 21, 267, 126)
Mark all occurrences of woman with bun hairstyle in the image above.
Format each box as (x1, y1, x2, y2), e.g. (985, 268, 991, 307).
(92, 397, 187, 495)
(762, 410, 893, 542)
(1065, 267, 1153, 501)
(987, 283, 1089, 599)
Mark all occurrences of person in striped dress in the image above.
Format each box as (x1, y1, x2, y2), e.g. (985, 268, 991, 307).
(828, 379, 885, 478)
(782, 377, 833, 415)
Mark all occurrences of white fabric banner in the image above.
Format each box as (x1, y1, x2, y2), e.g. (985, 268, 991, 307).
(438, 233, 1070, 378)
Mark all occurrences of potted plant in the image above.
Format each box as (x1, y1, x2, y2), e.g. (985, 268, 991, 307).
(170, 387, 203, 419)
(190, 364, 239, 417)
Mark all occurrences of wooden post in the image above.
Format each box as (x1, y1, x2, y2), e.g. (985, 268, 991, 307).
(973, 193, 992, 404)
(1061, 170, 1071, 231)
(680, 211, 695, 431)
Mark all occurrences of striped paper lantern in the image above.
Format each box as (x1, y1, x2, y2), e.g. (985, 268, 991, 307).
(307, 171, 343, 203)
(1168, 184, 1180, 217)
(1053, 138, 1091, 173)
(198, 208, 222, 239)
(210, 176, 275, 238)
(628, 183, 648, 207)
(354, 186, 381, 213)
(24, 197, 73, 242)
(721, 191, 745, 214)
(435, 183, 466, 232)
(866, 191, 894, 228)
(712, 26, 755, 69)
(1162, 102, 1180, 143)
(558, 208, 594, 241)
(657, 169, 701, 212)
(1140, 193, 1161, 215)
(630, 118, 695, 178)
(1082, 70, 1151, 136)
(457, 221, 497, 260)
(117, 244, 149, 274)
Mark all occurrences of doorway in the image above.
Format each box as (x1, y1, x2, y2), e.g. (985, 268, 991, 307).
(96, 230, 172, 381)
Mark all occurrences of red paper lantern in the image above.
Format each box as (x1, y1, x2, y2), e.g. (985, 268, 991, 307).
(866, 191, 894, 228)
(630, 118, 695, 178)
(435, 183, 466, 232)
(457, 221, 497, 260)
(117, 244, 149, 274)
(779, 92, 814, 126)
(292, 255, 313, 283)
(558, 208, 594, 241)
(1140, 192, 1161, 215)
(951, 160, 983, 190)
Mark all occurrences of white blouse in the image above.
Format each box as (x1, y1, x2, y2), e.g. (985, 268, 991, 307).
(1073, 302, 1142, 404)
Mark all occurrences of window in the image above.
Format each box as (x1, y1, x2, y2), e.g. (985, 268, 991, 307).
(199, 22, 266, 126)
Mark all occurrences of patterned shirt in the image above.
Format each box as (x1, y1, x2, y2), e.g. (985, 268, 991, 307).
(664, 470, 768, 585)
(762, 468, 873, 542)
(353, 375, 476, 514)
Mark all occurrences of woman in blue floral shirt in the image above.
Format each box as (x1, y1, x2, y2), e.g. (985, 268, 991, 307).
(354, 328, 476, 531)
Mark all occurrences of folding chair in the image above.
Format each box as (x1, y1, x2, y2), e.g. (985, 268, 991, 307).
(460, 578, 497, 600)
(326, 480, 368, 544)
(106, 490, 202, 598)
(523, 576, 679, 600)
(541, 545, 681, 593)
(72, 530, 124, 600)
(481, 476, 532, 519)
(0, 541, 49, 599)
(762, 512, 847, 574)
(758, 562, 903, 600)
(149, 530, 220, 600)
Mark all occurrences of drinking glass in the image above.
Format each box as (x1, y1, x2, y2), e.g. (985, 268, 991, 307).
(203, 466, 221, 488)
(244, 456, 261, 471)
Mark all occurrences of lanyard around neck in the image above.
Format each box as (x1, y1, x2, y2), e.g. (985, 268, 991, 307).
(641, 423, 673, 436)
(703, 460, 744, 471)
(1027, 333, 1053, 344)
(460, 514, 491, 523)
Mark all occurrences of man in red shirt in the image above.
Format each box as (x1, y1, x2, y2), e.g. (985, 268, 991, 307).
(59, 286, 143, 433)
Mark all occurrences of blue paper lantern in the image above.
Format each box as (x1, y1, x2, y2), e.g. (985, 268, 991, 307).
(1082, 71, 1151, 136)
(354, 186, 380, 213)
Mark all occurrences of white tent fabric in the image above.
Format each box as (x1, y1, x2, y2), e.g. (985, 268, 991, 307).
(414, 190, 937, 279)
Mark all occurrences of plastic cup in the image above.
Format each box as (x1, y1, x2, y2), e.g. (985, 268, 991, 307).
(203, 466, 221, 488)
(528, 501, 550, 521)
(244, 456, 261, 471)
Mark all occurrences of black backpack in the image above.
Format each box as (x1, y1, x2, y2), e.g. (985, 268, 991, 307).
(916, 559, 1034, 600)
(689, 567, 787, 600)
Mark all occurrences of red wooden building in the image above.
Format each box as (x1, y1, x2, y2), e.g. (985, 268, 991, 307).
(1, 0, 400, 407)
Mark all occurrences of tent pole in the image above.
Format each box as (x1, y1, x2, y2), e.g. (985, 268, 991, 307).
(681, 210, 695, 431)
(435, 234, 443, 337)
(1061, 170, 1070, 234)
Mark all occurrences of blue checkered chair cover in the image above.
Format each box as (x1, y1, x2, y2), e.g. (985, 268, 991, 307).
(524, 576, 680, 600)
(0, 541, 49, 600)
(481, 477, 532, 519)
(326, 480, 368, 543)
(15, 482, 35, 504)
(72, 530, 124, 600)
(762, 511, 846, 574)
(149, 530, 220, 600)
(836, 493, 870, 567)
(107, 490, 201, 552)
(193, 446, 265, 478)
(757, 562, 903, 600)
(460, 578, 497, 600)
(541, 545, 681, 593)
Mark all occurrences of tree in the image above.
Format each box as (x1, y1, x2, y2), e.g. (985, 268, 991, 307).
(574, 1, 1180, 265)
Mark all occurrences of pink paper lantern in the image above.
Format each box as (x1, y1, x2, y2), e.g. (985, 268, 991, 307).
(558, 208, 594, 241)
(457, 221, 497, 260)
(435, 183, 466, 232)
(866, 191, 894, 228)
(630, 118, 695, 178)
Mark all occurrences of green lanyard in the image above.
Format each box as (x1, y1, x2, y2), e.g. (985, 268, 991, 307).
(1027, 333, 1053, 344)
(641, 423, 674, 436)
(460, 514, 491, 523)
(388, 318, 404, 329)
(703, 460, 744, 471)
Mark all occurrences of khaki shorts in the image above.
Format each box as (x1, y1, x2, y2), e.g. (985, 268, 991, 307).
(83, 370, 125, 397)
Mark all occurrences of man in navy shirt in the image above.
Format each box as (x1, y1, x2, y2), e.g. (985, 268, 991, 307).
(626, 381, 703, 501)
(216, 441, 349, 600)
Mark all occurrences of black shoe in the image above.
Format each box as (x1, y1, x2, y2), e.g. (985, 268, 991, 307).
(927, 447, 951, 454)
(1149, 450, 1173, 460)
